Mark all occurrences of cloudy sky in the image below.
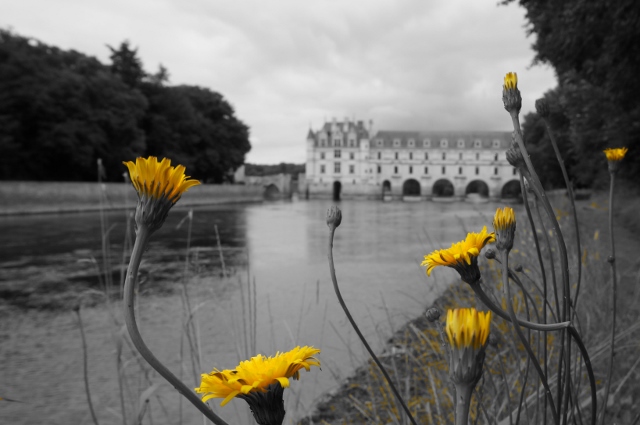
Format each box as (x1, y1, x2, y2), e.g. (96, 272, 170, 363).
(3, 0, 556, 164)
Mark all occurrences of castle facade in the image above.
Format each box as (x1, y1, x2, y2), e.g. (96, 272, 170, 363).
(303, 118, 519, 200)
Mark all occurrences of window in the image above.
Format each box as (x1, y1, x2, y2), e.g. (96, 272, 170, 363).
(442, 152, 446, 160)
(474, 139, 482, 148)
(475, 153, 479, 160)
(335, 163, 341, 173)
(377, 152, 381, 160)
(334, 149, 341, 158)
(409, 152, 413, 160)
(395, 152, 399, 160)
(458, 167, 463, 175)
(409, 166, 413, 174)
(334, 139, 342, 147)
(459, 152, 463, 160)
(320, 137, 327, 146)
(425, 152, 429, 160)
(475, 167, 479, 175)
(440, 139, 448, 148)
(442, 166, 446, 174)
(377, 165, 381, 174)
(349, 152, 355, 160)
(423, 138, 431, 148)
(393, 138, 401, 147)
(408, 138, 415, 147)
(320, 152, 325, 159)
(492, 139, 501, 148)
(349, 138, 355, 146)
(424, 166, 429, 174)
(457, 139, 465, 148)
(320, 165, 325, 174)
(394, 166, 398, 174)
(494, 167, 498, 175)
(513, 168, 517, 175)
(349, 165, 355, 174)
(376, 139, 384, 147)
(494, 153, 499, 161)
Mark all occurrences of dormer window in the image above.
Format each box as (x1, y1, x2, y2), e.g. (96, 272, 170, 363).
(407, 138, 415, 147)
(393, 138, 401, 147)
(457, 139, 465, 148)
(492, 139, 501, 148)
(349, 138, 355, 146)
(440, 139, 448, 148)
(423, 138, 431, 148)
(376, 139, 384, 147)
(474, 139, 482, 148)
(320, 137, 327, 146)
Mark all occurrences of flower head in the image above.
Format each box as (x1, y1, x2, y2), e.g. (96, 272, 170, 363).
(195, 346, 320, 407)
(502, 72, 522, 114)
(421, 226, 495, 284)
(603, 148, 628, 173)
(446, 308, 492, 385)
(123, 156, 200, 233)
(493, 207, 516, 252)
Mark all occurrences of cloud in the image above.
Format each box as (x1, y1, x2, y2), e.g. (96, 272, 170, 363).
(3, 0, 556, 164)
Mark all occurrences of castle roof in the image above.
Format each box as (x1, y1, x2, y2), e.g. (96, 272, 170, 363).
(371, 130, 511, 149)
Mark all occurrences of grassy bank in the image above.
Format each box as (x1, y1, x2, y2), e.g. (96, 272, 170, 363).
(0, 181, 264, 215)
(299, 184, 640, 424)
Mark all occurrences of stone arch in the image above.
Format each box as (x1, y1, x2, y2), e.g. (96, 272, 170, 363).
(501, 179, 521, 199)
(264, 184, 281, 200)
(465, 180, 489, 197)
(432, 179, 454, 197)
(402, 179, 421, 196)
(332, 181, 342, 201)
(382, 180, 391, 194)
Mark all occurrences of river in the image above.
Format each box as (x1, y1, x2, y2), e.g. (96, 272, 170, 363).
(0, 198, 512, 424)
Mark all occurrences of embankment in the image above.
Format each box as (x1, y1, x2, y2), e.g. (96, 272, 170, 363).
(0, 181, 264, 215)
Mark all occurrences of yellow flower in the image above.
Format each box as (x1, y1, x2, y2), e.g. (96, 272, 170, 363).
(503, 72, 518, 91)
(446, 308, 492, 387)
(493, 207, 516, 251)
(502, 72, 522, 114)
(421, 226, 495, 283)
(196, 346, 320, 406)
(446, 308, 492, 350)
(123, 156, 200, 232)
(603, 147, 628, 162)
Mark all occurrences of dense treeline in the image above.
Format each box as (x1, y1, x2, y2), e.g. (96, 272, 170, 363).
(0, 30, 250, 183)
(505, 0, 640, 189)
(244, 163, 305, 177)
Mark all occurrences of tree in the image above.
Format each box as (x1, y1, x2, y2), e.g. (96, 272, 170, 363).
(503, 0, 640, 186)
(107, 40, 146, 88)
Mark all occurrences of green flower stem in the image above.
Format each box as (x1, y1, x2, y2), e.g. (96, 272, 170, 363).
(124, 225, 229, 425)
(327, 225, 418, 425)
(454, 383, 473, 425)
(510, 111, 572, 424)
(498, 250, 559, 425)
(600, 171, 619, 425)
(542, 117, 582, 309)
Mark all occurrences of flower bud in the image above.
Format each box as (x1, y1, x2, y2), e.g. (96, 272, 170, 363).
(603, 147, 628, 173)
(425, 308, 441, 322)
(502, 72, 522, 114)
(535, 98, 550, 118)
(484, 249, 496, 260)
(493, 207, 516, 252)
(326, 206, 342, 229)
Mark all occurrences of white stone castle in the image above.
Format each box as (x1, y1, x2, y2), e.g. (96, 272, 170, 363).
(303, 118, 520, 200)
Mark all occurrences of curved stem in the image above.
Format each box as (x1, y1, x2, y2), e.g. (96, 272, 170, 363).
(542, 118, 582, 308)
(499, 250, 559, 424)
(327, 225, 418, 425)
(124, 225, 229, 425)
(600, 172, 618, 425)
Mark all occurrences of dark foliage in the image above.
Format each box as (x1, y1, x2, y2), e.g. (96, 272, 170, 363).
(503, 0, 640, 187)
(0, 29, 251, 182)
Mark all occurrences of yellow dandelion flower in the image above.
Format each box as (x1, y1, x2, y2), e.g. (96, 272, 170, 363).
(123, 156, 200, 232)
(603, 147, 628, 162)
(446, 308, 492, 387)
(195, 346, 320, 406)
(502, 72, 522, 114)
(503, 72, 518, 91)
(493, 207, 516, 252)
(421, 226, 495, 284)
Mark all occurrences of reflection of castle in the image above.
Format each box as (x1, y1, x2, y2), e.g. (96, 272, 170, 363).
(302, 118, 519, 200)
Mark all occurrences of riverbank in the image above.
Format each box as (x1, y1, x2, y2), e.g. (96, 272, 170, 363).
(298, 186, 640, 424)
(0, 181, 264, 215)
